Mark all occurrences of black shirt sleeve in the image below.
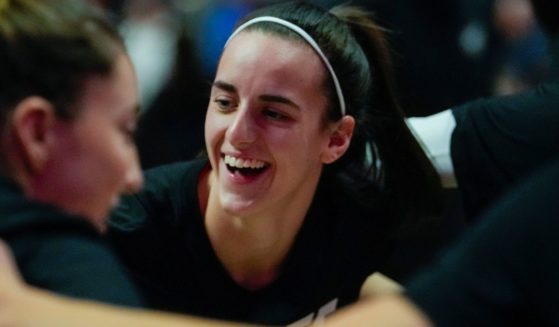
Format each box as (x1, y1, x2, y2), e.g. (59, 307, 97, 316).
(406, 159, 559, 326)
(451, 83, 559, 220)
(10, 229, 143, 307)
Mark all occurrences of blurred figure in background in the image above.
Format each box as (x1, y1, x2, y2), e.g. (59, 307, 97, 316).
(120, 0, 181, 110)
(115, 0, 208, 168)
(493, 0, 550, 95)
(350, 0, 504, 117)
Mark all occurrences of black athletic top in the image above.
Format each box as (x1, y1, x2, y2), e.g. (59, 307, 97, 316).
(0, 175, 143, 307)
(407, 158, 559, 326)
(108, 160, 397, 325)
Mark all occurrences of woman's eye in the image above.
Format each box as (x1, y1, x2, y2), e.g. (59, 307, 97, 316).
(263, 109, 288, 121)
(214, 97, 235, 111)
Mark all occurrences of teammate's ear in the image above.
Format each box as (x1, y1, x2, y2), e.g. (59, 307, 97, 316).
(11, 96, 56, 173)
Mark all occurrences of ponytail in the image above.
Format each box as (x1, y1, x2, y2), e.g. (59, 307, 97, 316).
(332, 6, 443, 222)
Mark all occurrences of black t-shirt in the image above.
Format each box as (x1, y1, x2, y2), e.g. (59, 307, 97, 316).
(0, 175, 143, 307)
(406, 158, 559, 326)
(451, 82, 559, 220)
(108, 160, 395, 325)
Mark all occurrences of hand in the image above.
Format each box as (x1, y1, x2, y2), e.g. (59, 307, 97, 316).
(324, 295, 432, 327)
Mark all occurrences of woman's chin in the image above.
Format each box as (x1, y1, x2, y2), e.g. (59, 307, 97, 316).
(219, 192, 261, 217)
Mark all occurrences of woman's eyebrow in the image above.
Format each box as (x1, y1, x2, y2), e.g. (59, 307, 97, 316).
(212, 80, 300, 110)
(212, 80, 237, 93)
(259, 94, 300, 110)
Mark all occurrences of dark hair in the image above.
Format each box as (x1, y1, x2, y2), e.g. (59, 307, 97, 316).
(237, 1, 443, 222)
(0, 0, 125, 126)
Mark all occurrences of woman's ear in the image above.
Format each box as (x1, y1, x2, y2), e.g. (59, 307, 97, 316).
(321, 115, 355, 164)
(11, 96, 56, 174)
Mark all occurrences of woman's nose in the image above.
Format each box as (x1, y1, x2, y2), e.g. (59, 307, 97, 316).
(227, 109, 257, 148)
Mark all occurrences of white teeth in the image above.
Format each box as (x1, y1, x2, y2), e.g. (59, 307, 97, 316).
(224, 155, 266, 169)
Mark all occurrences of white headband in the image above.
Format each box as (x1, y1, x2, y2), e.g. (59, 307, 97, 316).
(225, 16, 347, 116)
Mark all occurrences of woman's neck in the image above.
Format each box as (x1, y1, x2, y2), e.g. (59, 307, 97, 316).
(198, 168, 317, 290)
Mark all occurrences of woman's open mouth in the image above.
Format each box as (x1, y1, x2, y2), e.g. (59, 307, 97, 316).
(223, 154, 270, 177)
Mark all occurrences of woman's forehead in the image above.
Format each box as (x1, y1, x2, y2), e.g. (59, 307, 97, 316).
(215, 31, 329, 110)
(218, 31, 323, 78)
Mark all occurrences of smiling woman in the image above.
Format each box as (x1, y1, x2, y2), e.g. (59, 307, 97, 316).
(107, 1, 442, 325)
(206, 31, 339, 220)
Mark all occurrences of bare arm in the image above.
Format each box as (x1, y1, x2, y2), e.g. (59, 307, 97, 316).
(8, 291, 249, 327)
